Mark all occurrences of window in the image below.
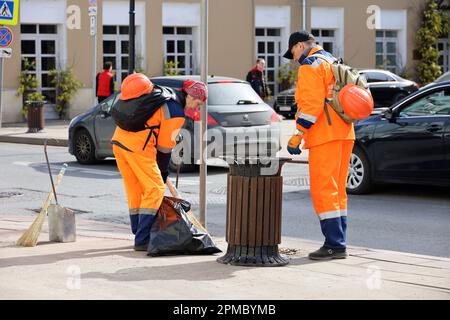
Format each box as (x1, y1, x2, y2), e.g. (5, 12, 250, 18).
(399, 89, 450, 117)
(437, 36, 450, 73)
(163, 26, 194, 75)
(255, 28, 282, 95)
(207, 83, 263, 106)
(363, 71, 391, 83)
(20, 24, 59, 119)
(376, 30, 399, 74)
(311, 29, 336, 55)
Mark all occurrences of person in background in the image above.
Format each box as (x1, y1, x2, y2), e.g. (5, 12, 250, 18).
(96, 61, 115, 103)
(246, 58, 269, 99)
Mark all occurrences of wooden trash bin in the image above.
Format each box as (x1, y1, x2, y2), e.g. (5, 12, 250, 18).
(217, 158, 289, 267)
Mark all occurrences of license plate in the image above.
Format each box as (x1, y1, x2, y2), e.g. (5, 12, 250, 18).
(279, 106, 291, 111)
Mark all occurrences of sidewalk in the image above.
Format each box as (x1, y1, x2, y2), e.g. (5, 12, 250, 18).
(0, 120, 70, 147)
(1, 213, 449, 300)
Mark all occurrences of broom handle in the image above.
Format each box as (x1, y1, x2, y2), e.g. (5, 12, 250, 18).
(41, 164, 68, 214)
(166, 179, 180, 198)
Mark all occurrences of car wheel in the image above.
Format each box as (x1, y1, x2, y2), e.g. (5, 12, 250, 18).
(73, 128, 98, 164)
(346, 147, 371, 195)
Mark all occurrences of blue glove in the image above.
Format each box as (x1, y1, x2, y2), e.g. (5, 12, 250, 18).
(287, 145, 302, 155)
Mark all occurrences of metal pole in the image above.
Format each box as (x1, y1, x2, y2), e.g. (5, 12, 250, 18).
(0, 57, 3, 129)
(129, 0, 135, 75)
(302, 0, 307, 30)
(199, 0, 208, 227)
(93, 27, 97, 104)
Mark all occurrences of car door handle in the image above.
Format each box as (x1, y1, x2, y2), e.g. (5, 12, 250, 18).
(426, 124, 442, 132)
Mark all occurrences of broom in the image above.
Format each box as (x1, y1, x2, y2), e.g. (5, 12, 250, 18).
(16, 163, 68, 247)
(166, 178, 208, 233)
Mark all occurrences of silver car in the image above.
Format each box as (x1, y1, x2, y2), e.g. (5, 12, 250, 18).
(68, 75, 281, 170)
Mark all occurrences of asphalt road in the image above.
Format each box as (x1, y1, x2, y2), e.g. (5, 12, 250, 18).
(1, 142, 449, 258)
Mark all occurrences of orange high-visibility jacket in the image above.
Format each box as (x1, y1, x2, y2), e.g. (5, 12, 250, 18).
(295, 46, 355, 149)
(111, 102, 186, 157)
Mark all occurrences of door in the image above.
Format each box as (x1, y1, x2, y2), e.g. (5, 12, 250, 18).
(94, 93, 120, 155)
(255, 28, 282, 96)
(21, 24, 60, 120)
(163, 27, 194, 75)
(103, 25, 130, 86)
(372, 87, 450, 183)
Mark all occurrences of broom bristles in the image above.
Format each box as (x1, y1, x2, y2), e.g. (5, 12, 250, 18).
(16, 211, 46, 247)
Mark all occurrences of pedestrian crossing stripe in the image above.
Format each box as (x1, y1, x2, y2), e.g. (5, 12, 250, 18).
(0, 2, 12, 19)
(0, 0, 18, 25)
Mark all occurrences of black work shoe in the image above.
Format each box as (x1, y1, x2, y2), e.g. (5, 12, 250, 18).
(133, 244, 148, 251)
(308, 246, 348, 260)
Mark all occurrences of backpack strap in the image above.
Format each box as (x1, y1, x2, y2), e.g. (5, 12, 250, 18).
(142, 125, 160, 151)
(309, 53, 338, 65)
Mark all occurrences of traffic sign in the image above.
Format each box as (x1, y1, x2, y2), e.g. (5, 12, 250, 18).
(0, 26, 13, 48)
(0, 47, 11, 58)
(0, 0, 19, 26)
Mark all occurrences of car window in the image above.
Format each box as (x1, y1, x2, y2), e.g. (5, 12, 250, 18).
(101, 93, 120, 113)
(399, 89, 450, 117)
(436, 72, 450, 83)
(363, 72, 390, 83)
(207, 82, 264, 105)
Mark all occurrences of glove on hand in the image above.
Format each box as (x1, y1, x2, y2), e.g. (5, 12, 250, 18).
(287, 131, 303, 155)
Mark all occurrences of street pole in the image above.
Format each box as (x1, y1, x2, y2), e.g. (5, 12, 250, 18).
(0, 57, 3, 129)
(129, 0, 135, 75)
(199, 0, 208, 227)
(89, 3, 97, 105)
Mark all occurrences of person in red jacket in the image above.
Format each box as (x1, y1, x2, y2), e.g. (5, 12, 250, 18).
(96, 62, 115, 103)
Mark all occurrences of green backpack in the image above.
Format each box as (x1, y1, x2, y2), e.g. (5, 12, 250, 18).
(310, 53, 371, 124)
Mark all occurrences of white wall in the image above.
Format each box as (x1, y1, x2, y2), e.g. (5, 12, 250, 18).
(311, 7, 344, 57)
(379, 9, 407, 68)
(255, 5, 291, 57)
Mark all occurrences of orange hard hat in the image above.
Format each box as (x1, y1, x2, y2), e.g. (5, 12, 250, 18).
(338, 84, 374, 120)
(120, 73, 154, 100)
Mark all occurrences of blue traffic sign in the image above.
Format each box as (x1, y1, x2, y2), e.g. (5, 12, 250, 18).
(0, 0, 19, 25)
(0, 27, 13, 48)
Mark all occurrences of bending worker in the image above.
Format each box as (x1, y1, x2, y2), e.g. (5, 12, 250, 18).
(111, 73, 207, 251)
(284, 31, 355, 260)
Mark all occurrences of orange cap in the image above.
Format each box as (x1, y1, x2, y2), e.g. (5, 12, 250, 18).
(120, 73, 154, 100)
(338, 84, 374, 120)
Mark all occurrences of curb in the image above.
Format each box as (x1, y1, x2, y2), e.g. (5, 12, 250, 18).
(0, 135, 68, 147)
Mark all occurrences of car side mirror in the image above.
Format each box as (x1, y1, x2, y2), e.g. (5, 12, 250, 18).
(100, 103, 110, 118)
(383, 109, 396, 122)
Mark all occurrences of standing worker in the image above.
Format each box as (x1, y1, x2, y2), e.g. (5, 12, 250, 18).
(246, 58, 269, 99)
(284, 31, 355, 260)
(111, 73, 207, 251)
(96, 61, 115, 103)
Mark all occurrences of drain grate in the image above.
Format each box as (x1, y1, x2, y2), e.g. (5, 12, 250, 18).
(283, 177, 310, 187)
(0, 192, 23, 198)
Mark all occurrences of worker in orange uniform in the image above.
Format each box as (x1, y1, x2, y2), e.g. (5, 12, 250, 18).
(284, 31, 355, 260)
(111, 74, 208, 251)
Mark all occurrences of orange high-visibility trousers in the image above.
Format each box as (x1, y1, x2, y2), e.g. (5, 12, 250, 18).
(113, 144, 165, 246)
(308, 140, 354, 249)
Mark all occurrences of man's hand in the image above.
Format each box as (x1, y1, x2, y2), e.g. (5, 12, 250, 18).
(287, 130, 303, 155)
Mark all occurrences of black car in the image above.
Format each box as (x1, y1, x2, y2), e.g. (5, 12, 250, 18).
(273, 69, 419, 118)
(273, 87, 296, 118)
(347, 81, 450, 194)
(359, 69, 419, 108)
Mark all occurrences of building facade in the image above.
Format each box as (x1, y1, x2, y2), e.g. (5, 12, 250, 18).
(1, 0, 443, 122)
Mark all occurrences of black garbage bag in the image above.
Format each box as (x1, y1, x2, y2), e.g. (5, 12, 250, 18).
(148, 196, 222, 256)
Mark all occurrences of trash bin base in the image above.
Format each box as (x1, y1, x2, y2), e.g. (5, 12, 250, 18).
(217, 245, 289, 267)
